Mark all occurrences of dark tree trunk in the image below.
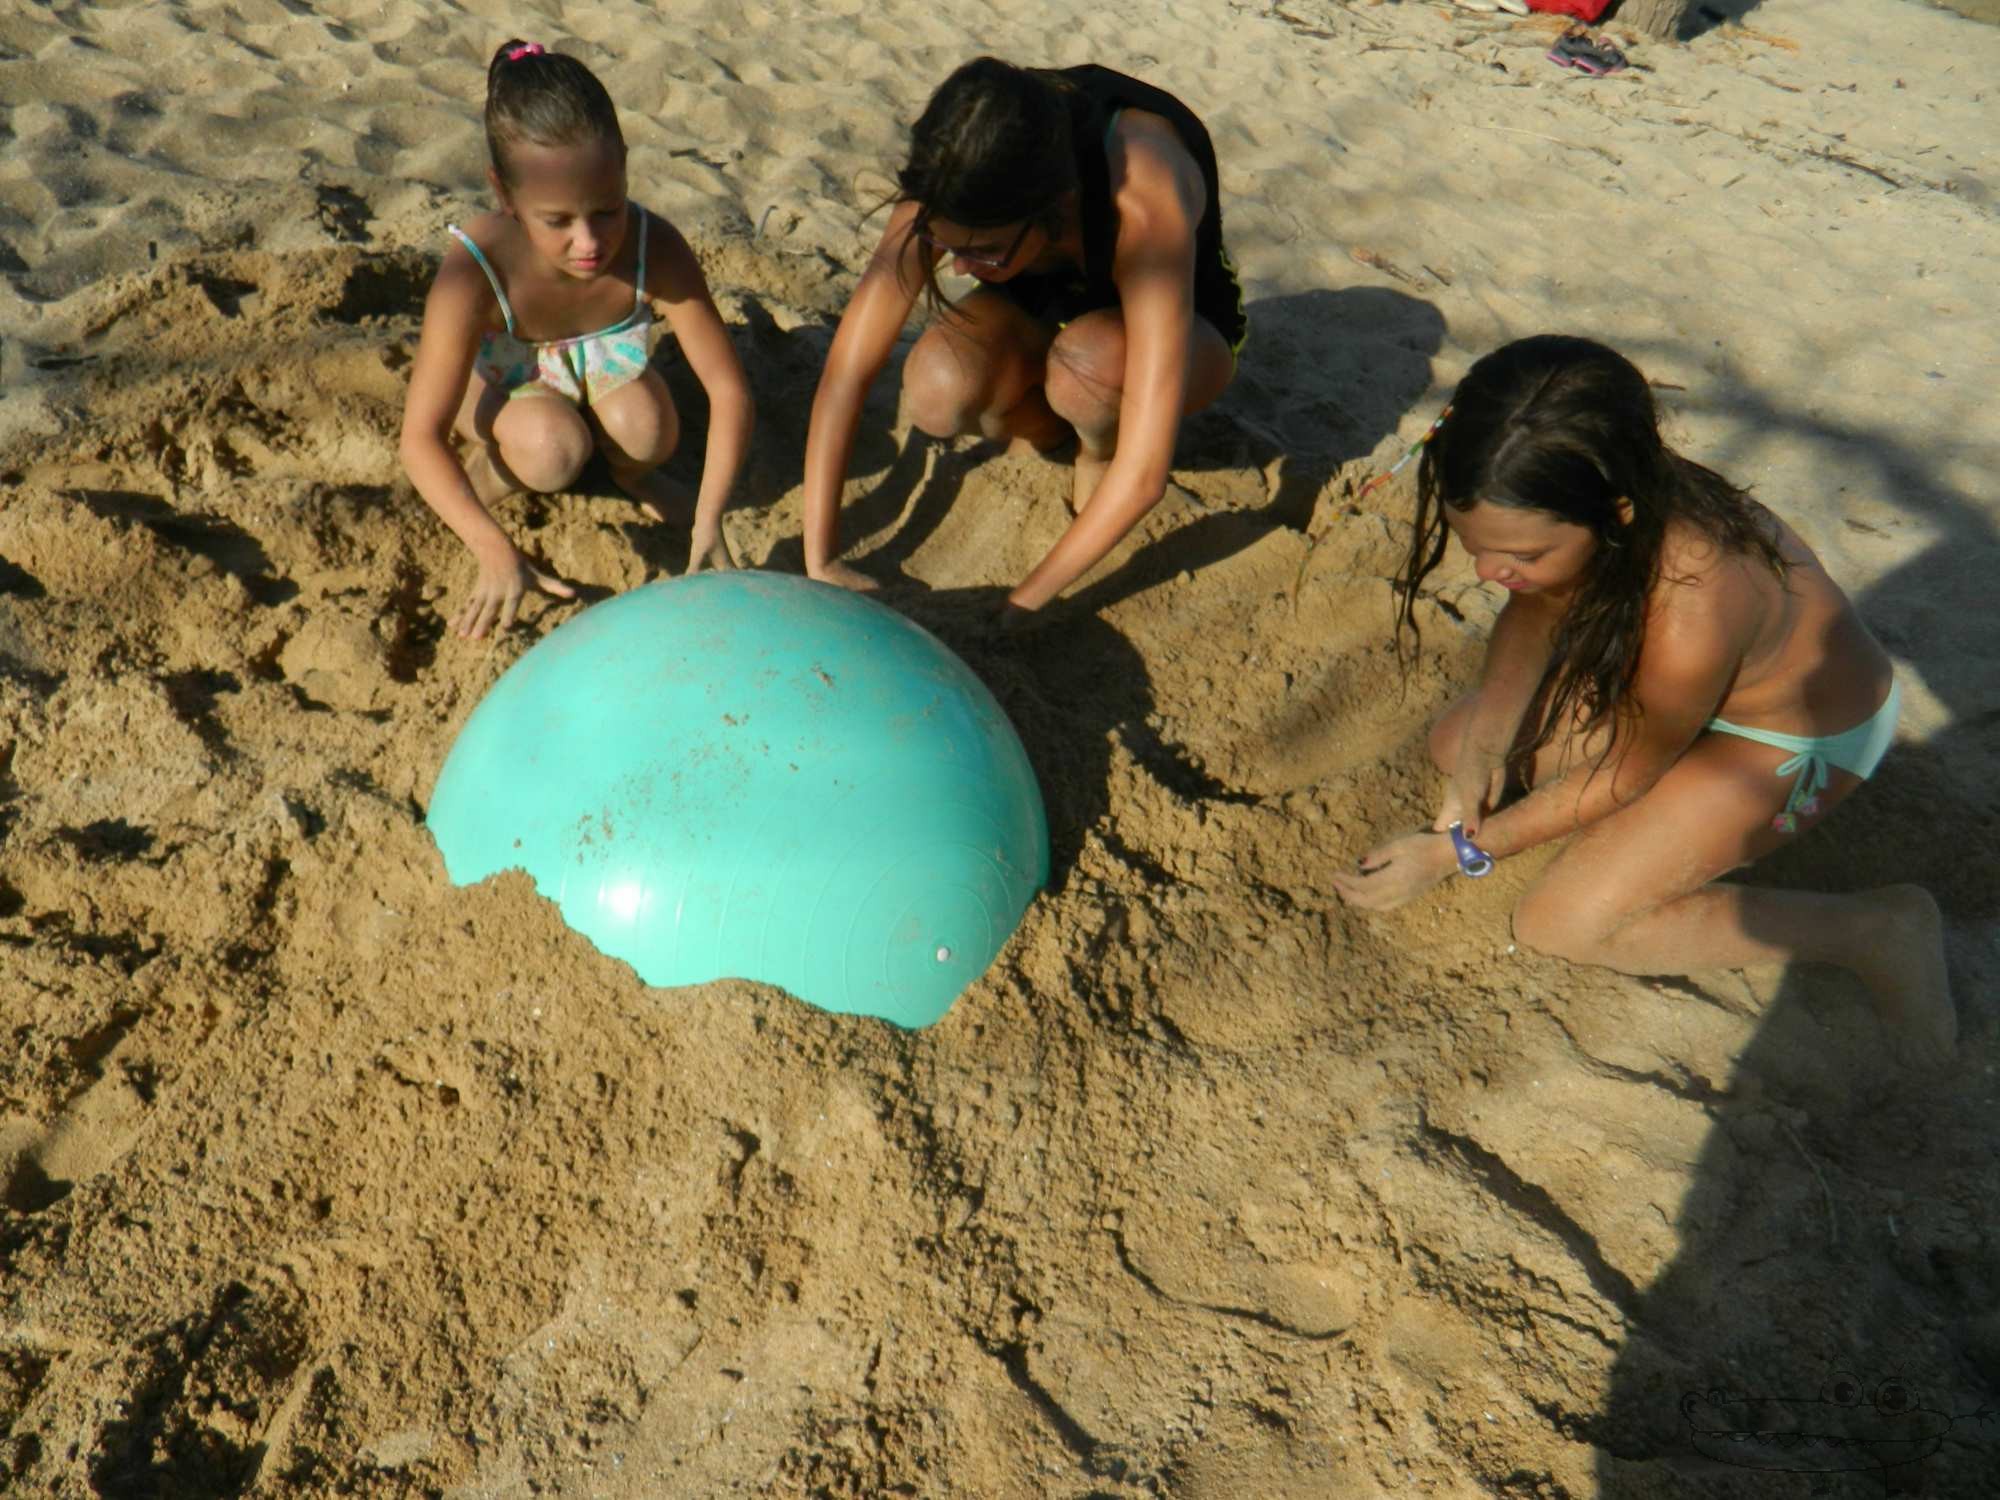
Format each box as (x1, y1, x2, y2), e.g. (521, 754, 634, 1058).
(1614, 0, 1695, 38)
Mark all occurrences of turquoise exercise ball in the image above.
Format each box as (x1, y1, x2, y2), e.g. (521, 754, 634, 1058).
(427, 571, 1049, 1029)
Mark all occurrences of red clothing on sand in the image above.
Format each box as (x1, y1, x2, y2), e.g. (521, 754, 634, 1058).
(1528, 0, 1612, 18)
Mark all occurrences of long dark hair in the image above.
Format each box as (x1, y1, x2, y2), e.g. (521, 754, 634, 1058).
(1395, 335, 1786, 771)
(892, 57, 1079, 309)
(484, 39, 624, 188)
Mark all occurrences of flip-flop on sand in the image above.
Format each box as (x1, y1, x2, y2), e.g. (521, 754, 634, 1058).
(1547, 28, 1628, 75)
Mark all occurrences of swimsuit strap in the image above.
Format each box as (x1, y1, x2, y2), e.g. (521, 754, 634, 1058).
(447, 225, 518, 336)
(1773, 749, 1834, 814)
(1703, 721, 1820, 756)
(1702, 721, 1833, 813)
(1707, 678, 1901, 820)
(631, 205, 649, 316)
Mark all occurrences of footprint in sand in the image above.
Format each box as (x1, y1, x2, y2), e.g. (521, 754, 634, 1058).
(1117, 1219, 1365, 1340)
(2, 1025, 159, 1213)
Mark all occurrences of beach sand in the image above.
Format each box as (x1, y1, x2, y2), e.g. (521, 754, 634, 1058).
(4, 0, 1998, 1493)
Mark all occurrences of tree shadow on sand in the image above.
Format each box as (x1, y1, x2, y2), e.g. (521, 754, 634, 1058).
(1587, 359, 2000, 1497)
(1674, 0, 1769, 39)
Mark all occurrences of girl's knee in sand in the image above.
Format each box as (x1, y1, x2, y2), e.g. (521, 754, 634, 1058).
(1043, 323, 1125, 436)
(498, 401, 594, 492)
(594, 373, 680, 474)
(1509, 889, 1607, 966)
(901, 330, 998, 439)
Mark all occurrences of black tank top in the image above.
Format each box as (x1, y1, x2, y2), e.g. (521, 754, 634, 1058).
(1013, 65, 1246, 349)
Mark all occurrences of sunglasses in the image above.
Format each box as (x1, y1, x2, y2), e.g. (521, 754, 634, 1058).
(916, 221, 1032, 271)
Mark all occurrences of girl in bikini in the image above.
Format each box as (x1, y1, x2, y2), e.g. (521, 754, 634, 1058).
(401, 39, 753, 640)
(801, 57, 1246, 617)
(1332, 336, 1955, 1066)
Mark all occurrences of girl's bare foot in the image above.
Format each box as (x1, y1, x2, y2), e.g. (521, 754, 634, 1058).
(616, 467, 692, 524)
(460, 443, 521, 505)
(810, 559, 880, 593)
(1003, 428, 1077, 462)
(1852, 884, 1957, 1067)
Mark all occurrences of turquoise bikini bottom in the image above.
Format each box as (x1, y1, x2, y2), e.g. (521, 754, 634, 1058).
(1706, 679, 1900, 834)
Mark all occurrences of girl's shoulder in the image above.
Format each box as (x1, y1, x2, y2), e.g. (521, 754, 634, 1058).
(634, 206, 712, 298)
(1649, 516, 1779, 637)
(447, 210, 519, 257)
(1658, 515, 1732, 579)
(1107, 109, 1199, 181)
(1660, 507, 1788, 582)
(438, 211, 524, 290)
(428, 213, 519, 329)
(1105, 110, 1206, 238)
(630, 202, 673, 257)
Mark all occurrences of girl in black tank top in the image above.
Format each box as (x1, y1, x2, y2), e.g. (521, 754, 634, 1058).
(998, 66, 1245, 351)
(800, 57, 1245, 617)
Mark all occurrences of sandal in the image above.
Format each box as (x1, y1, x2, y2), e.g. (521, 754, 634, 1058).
(1547, 27, 1628, 75)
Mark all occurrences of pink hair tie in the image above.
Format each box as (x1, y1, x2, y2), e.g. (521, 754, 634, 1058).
(505, 42, 545, 61)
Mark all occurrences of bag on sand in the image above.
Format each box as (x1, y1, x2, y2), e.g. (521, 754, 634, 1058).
(1528, 0, 1613, 19)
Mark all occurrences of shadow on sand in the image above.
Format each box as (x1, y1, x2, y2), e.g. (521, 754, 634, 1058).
(1587, 357, 2000, 1497)
(747, 283, 1444, 598)
(722, 284, 1446, 887)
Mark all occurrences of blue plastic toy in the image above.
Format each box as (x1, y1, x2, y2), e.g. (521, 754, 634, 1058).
(1447, 821, 1494, 878)
(427, 572, 1049, 1028)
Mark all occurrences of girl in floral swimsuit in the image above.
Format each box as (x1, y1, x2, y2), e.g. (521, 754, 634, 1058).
(400, 39, 753, 639)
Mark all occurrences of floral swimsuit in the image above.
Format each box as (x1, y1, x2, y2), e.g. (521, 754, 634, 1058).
(446, 207, 652, 404)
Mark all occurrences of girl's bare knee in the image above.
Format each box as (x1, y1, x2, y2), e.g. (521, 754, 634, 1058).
(1512, 892, 1601, 965)
(599, 388, 679, 472)
(1043, 346, 1121, 435)
(902, 335, 984, 438)
(501, 409, 593, 492)
(1512, 892, 1576, 964)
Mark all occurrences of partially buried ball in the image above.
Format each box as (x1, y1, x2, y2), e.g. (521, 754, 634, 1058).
(427, 571, 1049, 1029)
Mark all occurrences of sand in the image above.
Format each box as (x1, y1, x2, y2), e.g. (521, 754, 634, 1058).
(3, 0, 1998, 1494)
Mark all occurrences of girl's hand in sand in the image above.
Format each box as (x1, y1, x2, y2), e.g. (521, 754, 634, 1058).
(1332, 831, 1457, 911)
(685, 519, 736, 575)
(809, 560, 880, 594)
(996, 601, 1042, 634)
(457, 543, 576, 640)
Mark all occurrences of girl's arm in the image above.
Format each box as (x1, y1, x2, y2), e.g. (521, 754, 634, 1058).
(646, 212, 753, 572)
(801, 202, 929, 589)
(398, 251, 574, 639)
(1334, 579, 1745, 910)
(1473, 600, 1739, 859)
(1442, 594, 1562, 835)
(1005, 118, 1203, 612)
